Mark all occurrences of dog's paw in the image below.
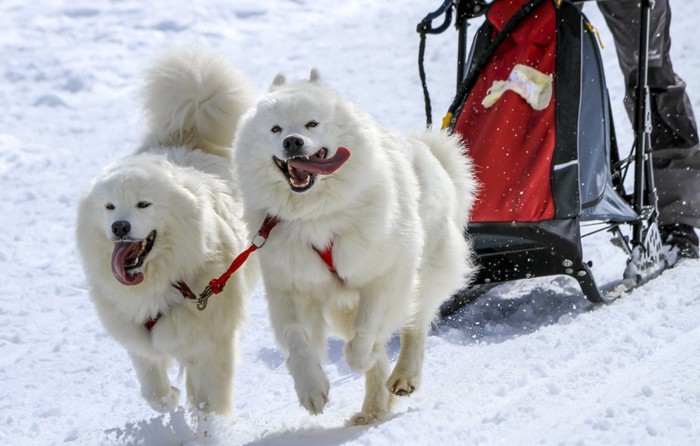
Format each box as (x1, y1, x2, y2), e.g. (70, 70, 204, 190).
(294, 365, 330, 415)
(289, 364, 330, 415)
(346, 409, 387, 426)
(286, 341, 330, 415)
(299, 385, 330, 416)
(344, 334, 376, 372)
(145, 386, 181, 412)
(387, 370, 420, 397)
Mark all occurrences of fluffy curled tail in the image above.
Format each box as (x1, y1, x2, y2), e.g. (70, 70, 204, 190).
(140, 47, 255, 156)
(418, 130, 478, 223)
(417, 129, 480, 293)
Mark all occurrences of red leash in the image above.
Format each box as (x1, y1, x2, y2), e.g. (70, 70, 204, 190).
(168, 146, 351, 317)
(172, 215, 279, 310)
(199, 215, 279, 309)
(172, 214, 340, 311)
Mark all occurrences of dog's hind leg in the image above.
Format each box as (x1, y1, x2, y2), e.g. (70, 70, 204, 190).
(129, 353, 180, 412)
(387, 326, 426, 396)
(387, 270, 451, 396)
(348, 343, 395, 425)
(388, 229, 469, 396)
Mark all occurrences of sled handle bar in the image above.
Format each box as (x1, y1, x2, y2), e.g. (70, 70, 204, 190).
(417, 0, 454, 35)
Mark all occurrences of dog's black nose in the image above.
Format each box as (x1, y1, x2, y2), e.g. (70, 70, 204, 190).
(111, 220, 131, 238)
(283, 135, 305, 158)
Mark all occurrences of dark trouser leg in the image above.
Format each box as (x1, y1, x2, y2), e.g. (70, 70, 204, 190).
(597, 0, 700, 228)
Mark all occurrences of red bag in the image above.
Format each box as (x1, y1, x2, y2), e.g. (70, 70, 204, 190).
(454, 0, 557, 222)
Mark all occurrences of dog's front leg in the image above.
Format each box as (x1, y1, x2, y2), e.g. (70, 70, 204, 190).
(344, 273, 413, 373)
(343, 331, 378, 373)
(343, 294, 383, 372)
(267, 289, 330, 415)
(285, 327, 330, 415)
(184, 344, 234, 415)
(128, 352, 180, 412)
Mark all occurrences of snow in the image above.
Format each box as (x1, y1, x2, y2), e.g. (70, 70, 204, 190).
(2, 0, 699, 445)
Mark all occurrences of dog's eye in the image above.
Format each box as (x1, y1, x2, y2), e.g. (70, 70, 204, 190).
(137, 201, 151, 209)
(305, 120, 318, 129)
(105, 203, 115, 210)
(271, 125, 282, 133)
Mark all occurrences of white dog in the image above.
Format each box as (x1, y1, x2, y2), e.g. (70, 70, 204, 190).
(76, 48, 257, 415)
(233, 70, 477, 424)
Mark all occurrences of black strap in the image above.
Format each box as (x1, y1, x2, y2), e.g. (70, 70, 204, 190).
(446, 0, 549, 128)
(417, 0, 454, 128)
(418, 33, 433, 128)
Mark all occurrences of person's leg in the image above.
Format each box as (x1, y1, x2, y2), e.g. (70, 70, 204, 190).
(652, 154, 700, 258)
(598, 0, 700, 256)
(598, 0, 698, 150)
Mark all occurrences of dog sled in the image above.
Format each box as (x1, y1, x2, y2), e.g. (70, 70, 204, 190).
(416, 0, 670, 316)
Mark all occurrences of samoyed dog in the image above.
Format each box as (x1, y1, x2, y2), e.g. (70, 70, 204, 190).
(76, 48, 257, 415)
(233, 70, 477, 424)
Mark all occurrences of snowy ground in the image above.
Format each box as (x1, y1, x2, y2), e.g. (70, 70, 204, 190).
(2, 1, 699, 445)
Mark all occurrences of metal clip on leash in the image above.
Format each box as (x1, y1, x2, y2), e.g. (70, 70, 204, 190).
(196, 286, 214, 311)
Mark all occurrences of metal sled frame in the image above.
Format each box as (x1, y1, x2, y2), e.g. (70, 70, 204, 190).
(418, 0, 665, 315)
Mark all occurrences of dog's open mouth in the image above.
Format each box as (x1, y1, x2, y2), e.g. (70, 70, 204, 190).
(111, 230, 156, 286)
(273, 146, 351, 193)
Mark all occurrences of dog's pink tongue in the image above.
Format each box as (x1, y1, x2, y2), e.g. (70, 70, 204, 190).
(288, 146, 351, 175)
(111, 242, 144, 286)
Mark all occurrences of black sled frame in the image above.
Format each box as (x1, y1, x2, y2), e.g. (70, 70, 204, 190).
(417, 0, 669, 316)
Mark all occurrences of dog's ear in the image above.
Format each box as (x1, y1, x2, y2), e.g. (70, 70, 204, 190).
(270, 73, 286, 91)
(309, 68, 321, 82)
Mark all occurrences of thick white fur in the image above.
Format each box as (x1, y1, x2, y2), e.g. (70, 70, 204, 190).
(233, 71, 477, 424)
(76, 48, 257, 415)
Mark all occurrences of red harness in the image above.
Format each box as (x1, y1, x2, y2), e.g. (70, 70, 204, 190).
(314, 243, 337, 273)
(144, 314, 161, 331)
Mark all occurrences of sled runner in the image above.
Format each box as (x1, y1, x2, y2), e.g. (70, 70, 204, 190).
(416, 0, 669, 315)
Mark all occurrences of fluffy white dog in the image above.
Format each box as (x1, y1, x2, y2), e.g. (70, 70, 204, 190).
(76, 48, 257, 415)
(233, 70, 477, 424)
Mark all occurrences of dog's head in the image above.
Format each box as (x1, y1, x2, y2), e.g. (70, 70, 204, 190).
(263, 70, 352, 194)
(235, 70, 353, 194)
(77, 155, 202, 288)
(233, 69, 383, 221)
